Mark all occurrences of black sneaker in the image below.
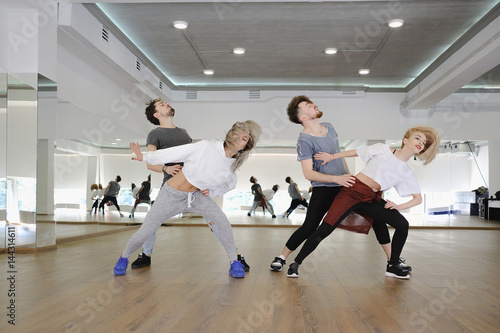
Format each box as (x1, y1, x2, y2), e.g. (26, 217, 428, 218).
(269, 257, 286, 272)
(385, 264, 410, 279)
(388, 258, 411, 272)
(287, 262, 299, 278)
(399, 258, 412, 272)
(247, 212, 251, 217)
(237, 254, 250, 272)
(131, 253, 151, 269)
(272, 215, 277, 218)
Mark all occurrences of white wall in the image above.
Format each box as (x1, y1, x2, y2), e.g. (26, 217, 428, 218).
(6, 97, 37, 178)
(0, 3, 8, 71)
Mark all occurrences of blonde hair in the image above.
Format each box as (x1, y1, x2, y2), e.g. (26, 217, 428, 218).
(224, 120, 262, 172)
(402, 126, 440, 165)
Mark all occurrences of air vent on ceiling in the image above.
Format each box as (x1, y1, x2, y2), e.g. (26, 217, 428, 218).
(158, 81, 163, 90)
(249, 90, 261, 99)
(342, 90, 356, 95)
(101, 26, 109, 42)
(186, 91, 197, 100)
(136, 58, 141, 71)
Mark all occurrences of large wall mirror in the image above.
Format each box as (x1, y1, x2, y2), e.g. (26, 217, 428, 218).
(0, 72, 6, 249)
(36, 74, 57, 248)
(5, 73, 37, 248)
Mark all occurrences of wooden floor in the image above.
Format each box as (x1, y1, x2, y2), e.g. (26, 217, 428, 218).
(1, 226, 500, 333)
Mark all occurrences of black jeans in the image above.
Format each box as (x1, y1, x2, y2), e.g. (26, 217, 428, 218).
(99, 196, 121, 211)
(285, 198, 309, 215)
(294, 199, 408, 266)
(285, 186, 340, 251)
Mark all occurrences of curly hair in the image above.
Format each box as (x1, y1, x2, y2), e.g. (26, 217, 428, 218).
(145, 98, 162, 125)
(287, 95, 313, 124)
(402, 126, 440, 165)
(224, 120, 262, 172)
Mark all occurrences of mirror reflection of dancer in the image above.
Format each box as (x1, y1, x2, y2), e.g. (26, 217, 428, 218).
(262, 184, 279, 218)
(283, 177, 308, 218)
(288, 126, 440, 279)
(129, 175, 151, 218)
(247, 177, 276, 218)
(99, 176, 124, 217)
(90, 183, 103, 214)
(113, 120, 262, 278)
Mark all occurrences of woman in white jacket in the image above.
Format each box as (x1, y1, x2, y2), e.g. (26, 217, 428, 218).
(114, 120, 261, 278)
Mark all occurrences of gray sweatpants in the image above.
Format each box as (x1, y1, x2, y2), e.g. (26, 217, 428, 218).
(122, 183, 237, 261)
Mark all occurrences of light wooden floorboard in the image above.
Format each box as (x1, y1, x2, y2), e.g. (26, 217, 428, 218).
(1, 226, 500, 333)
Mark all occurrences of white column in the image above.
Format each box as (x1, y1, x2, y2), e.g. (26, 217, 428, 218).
(488, 140, 500, 197)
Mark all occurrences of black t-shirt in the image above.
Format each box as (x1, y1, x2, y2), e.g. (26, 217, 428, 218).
(146, 127, 192, 184)
(251, 183, 263, 201)
(138, 181, 151, 201)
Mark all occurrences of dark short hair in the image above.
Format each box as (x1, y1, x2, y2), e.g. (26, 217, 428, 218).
(145, 98, 162, 125)
(287, 95, 313, 124)
(116, 175, 122, 183)
(250, 176, 256, 183)
(285, 176, 291, 184)
(272, 184, 279, 192)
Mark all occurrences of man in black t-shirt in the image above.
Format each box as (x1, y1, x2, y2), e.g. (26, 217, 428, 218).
(99, 175, 124, 217)
(129, 175, 152, 218)
(131, 99, 192, 269)
(247, 176, 275, 217)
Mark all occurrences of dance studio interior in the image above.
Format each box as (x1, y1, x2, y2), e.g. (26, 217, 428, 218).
(1, 1, 500, 332)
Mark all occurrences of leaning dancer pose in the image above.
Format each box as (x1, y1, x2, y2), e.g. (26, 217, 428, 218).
(113, 120, 261, 278)
(288, 126, 440, 279)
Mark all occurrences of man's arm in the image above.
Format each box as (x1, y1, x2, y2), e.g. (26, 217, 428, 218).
(146, 144, 182, 175)
(300, 159, 355, 187)
(257, 186, 265, 199)
(294, 184, 304, 200)
(136, 185, 145, 198)
(103, 184, 111, 196)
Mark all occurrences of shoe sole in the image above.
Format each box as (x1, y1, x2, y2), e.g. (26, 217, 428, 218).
(114, 270, 126, 276)
(385, 272, 410, 279)
(269, 265, 282, 272)
(229, 272, 245, 278)
(131, 264, 150, 269)
(287, 273, 299, 278)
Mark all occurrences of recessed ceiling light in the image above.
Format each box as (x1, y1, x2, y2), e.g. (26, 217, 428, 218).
(359, 69, 370, 75)
(203, 69, 214, 75)
(388, 19, 404, 28)
(484, 86, 500, 89)
(325, 48, 338, 55)
(233, 48, 245, 55)
(173, 21, 188, 29)
(116, 139, 121, 141)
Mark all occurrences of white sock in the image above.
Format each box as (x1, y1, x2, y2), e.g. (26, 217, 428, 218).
(279, 254, 286, 260)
